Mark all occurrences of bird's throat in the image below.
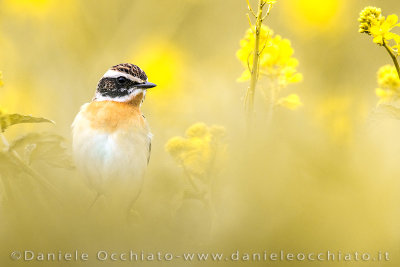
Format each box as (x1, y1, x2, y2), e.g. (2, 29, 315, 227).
(94, 89, 145, 107)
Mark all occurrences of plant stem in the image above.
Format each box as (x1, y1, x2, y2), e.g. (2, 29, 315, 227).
(383, 41, 400, 79)
(245, 0, 265, 123)
(182, 166, 200, 194)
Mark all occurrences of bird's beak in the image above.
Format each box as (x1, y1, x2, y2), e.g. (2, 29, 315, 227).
(136, 81, 157, 89)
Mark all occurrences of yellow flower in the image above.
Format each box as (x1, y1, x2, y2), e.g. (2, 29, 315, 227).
(393, 34, 400, 50)
(359, 7, 400, 45)
(165, 123, 226, 177)
(376, 88, 395, 102)
(237, 69, 251, 83)
(378, 65, 400, 89)
(165, 137, 187, 160)
(236, 25, 302, 87)
(277, 94, 303, 110)
(185, 123, 209, 138)
(375, 65, 400, 102)
(370, 15, 400, 45)
(280, 65, 303, 87)
(237, 25, 302, 110)
(358, 6, 384, 35)
(237, 26, 273, 76)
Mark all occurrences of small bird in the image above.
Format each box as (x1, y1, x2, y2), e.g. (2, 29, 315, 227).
(72, 63, 156, 217)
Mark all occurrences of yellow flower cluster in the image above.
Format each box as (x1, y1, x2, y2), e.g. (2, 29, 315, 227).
(0, 71, 3, 87)
(358, 6, 400, 45)
(165, 123, 226, 178)
(237, 25, 302, 110)
(359, 7, 383, 35)
(237, 25, 302, 86)
(277, 94, 303, 110)
(375, 65, 400, 103)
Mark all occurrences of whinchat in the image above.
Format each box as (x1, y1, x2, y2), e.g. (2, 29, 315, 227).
(72, 63, 156, 216)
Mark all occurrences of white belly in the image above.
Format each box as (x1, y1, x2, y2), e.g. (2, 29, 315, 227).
(72, 104, 151, 202)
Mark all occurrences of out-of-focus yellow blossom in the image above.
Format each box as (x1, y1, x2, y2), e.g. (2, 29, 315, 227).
(237, 25, 302, 87)
(185, 123, 209, 138)
(315, 96, 367, 144)
(0, 105, 6, 116)
(133, 40, 184, 90)
(165, 123, 226, 178)
(132, 39, 186, 111)
(0, 72, 3, 87)
(377, 65, 400, 89)
(282, 0, 344, 33)
(277, 94, 303, 110)
(165, 137, 187, 159)
(359, 6, 400, 45)
(237, 25, 302, 111)
(375, 65, 400, 103)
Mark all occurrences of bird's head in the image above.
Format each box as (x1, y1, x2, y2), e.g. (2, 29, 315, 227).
(94, 63, 156, 106)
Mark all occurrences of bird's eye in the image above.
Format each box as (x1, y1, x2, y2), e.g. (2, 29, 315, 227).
(117, 76, 127, 84)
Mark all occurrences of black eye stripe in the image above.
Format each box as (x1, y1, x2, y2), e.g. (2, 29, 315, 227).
(97, 77, 143, 98)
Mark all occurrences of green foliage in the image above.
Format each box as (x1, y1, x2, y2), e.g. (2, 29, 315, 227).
(0, 111, 72, 207)
(0, 71, 72, 210)
(0, 113, 54, 132)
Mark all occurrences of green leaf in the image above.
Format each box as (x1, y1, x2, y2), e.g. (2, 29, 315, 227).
(0, 113, 54, 132)
(9, 132, 75, 170)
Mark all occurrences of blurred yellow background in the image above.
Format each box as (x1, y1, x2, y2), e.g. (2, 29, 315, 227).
(1, 0, 400, 266)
